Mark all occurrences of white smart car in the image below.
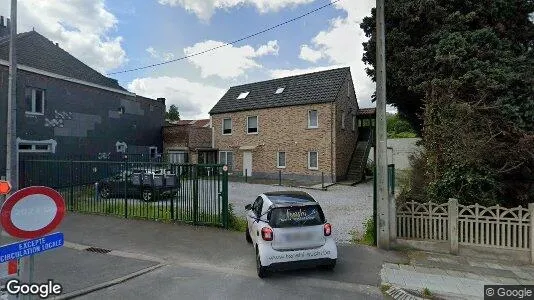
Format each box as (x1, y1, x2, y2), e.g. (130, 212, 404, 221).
(244, 191, 337, 278)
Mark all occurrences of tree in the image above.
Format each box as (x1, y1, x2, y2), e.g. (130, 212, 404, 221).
(387, 113, 417, 138)
(361, 1, 534, 206)
(166, 105, 180, 121)
(360, 0, 534, 133)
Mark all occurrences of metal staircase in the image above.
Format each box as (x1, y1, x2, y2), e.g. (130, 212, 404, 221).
(346, 128, 374, 184)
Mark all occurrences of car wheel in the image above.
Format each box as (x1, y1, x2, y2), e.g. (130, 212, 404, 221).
(142, 189, 153, 202)
(99, 186, 110, 199)
(319, 259, 336, 271)
(245, 228, 252, 244)
(256, 250, 268, 278)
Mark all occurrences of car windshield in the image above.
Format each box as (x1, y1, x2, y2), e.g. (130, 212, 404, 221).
(269, 205, 325, 228)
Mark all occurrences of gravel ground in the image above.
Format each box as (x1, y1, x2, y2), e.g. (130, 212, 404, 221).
(228, 181, 374, 244)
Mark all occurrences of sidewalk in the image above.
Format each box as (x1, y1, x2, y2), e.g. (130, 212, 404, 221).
(380, 247, 534, 299)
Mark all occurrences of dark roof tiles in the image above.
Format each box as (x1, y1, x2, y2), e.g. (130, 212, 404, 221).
(0, 31, 126, 91)
(209, 67, 351, 115)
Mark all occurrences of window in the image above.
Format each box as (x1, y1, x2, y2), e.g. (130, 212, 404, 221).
(308, 151, 318, 170)
(275, 87, 285, 94)
(352, 115, 356, 132)
(17, 139, 56, 153)
(247, 116, 258, 134)
(308, 110, 318, 128)
(168, 151, 188, 164)
(341, 112, 346, 129)
(25, 87, 45, 114)
(252, 196, 263, 217)
(219, 151, 234, 170)
(149, 147, 158, 158)
(269, 205, 325, 228)
(222, 118, 232, 135)
(237, 91, 250, 99)
(277, 152, 286, 168)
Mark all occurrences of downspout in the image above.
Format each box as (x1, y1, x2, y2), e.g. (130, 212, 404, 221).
(330, 102, 334, 183)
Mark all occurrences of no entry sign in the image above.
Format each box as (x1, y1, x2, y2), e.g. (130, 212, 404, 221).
(0, 186, 65, 239)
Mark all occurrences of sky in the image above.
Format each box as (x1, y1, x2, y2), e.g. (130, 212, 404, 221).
(0, 0, 395, 119)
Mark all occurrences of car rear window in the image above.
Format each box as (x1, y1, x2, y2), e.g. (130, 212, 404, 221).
(269, 205, 325, 228)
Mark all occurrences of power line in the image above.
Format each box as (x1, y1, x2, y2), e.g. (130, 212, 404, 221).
(106, 0, 342, 75)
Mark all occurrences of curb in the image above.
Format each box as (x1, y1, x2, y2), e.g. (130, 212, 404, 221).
(52, 263, 165, 300)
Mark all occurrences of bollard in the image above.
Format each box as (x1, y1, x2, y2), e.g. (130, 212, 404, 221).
(279, 170, 282, 186)
(321, 172, 324, 190)
(245, 169, 248, 183)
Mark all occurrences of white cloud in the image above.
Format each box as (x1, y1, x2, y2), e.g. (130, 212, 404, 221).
(158, 0, 313, 21)
(299, 45, 323, 63)
(184, 40, 279, 79)
(274, 0, 393, 110)
(128, 76, 226, 119)
(146, 46, 175, 61)
(0, 0, 127, 73)
(146, 47, 158, 58)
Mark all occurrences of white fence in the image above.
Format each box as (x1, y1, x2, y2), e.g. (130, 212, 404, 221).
(397, 199, 533, 258)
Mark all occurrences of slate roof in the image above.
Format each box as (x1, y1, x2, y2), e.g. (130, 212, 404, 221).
(0, 31, 126, 91)
(209, 67, 351, 115)
(357, 108, 376, 116)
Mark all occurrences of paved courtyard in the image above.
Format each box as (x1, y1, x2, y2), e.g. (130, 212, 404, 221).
(228, 181, 374, 244)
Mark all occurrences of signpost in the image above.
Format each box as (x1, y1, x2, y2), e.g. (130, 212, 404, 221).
(0, 186, 65, 299)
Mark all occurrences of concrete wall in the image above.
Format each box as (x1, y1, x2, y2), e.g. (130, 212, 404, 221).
(212, 102, 334, 183)
(334, 73, 359, 180)
(0, 66, 165, 177)
(369, 138, 422, 170)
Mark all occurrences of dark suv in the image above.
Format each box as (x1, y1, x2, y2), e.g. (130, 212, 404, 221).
(96, 169, 179, 202)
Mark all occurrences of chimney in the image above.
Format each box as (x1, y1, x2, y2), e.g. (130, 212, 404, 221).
(0, 16, 8, 38)
(157, 97, 166, 104)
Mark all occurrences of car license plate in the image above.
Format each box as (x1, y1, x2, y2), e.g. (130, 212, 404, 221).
(284, 232, 312, 242)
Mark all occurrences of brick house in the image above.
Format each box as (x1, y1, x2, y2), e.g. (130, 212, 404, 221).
(209, 67, 368, 183)
(163, 119, 217, 164)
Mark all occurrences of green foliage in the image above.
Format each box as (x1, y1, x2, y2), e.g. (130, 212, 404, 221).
(422, 287, 432, 298)
(228, 203, 247, 232)
(387, 114, 417, 138)
(362, 1, 534, 206)
(166, 104, 180, 121)
(350, 217, 376, 246)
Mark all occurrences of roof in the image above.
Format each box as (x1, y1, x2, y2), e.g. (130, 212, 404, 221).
(263, 191, 317, 206)
(0, 31, 126, 91)
(357, 108, 376, 116)
(209, 67, 351, 115)
(164, 119, 211, 127)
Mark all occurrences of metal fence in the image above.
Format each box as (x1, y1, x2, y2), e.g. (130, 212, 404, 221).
(19, 159, 229, 228)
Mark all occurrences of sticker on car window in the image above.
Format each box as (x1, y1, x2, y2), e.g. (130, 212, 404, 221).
(278, 208, 318, 223)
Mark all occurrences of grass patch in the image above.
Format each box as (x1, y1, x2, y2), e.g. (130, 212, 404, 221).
(228, 203, 247, 232)
(422, 287, 432, 299)
(380, 284, 391, 294)
(349, 217, 376, 246)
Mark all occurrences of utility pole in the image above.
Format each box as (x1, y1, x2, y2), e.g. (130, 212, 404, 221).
(375, 0, 389, 249)
(6, 0, 18, 195)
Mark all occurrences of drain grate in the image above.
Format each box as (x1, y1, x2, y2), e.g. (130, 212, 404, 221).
(85, 247, 112, 254)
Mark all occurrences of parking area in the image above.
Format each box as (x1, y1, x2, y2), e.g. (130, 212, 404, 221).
(228, 181, 374, 244)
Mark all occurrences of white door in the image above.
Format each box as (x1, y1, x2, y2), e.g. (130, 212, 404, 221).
(243, 151, 252, 176)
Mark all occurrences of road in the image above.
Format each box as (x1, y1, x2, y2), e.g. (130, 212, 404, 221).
(27, 213, 404, 299)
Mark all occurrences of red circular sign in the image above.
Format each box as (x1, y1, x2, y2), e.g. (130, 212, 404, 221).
(1, 186, 65, 239)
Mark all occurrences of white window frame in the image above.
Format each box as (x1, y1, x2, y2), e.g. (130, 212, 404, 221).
(277, 152, 286, 168)
(17, 138, 57, 153)
(219, 151, 234, 169)
(222, 118, 232, 135)
(25, 87, 45, 115)
(308, 110, 318, 129)
(275, 87, 285, 94)
(308, 151, 318, 170)
(237, 91, 250, 99)
(247, 116, 258, 134)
